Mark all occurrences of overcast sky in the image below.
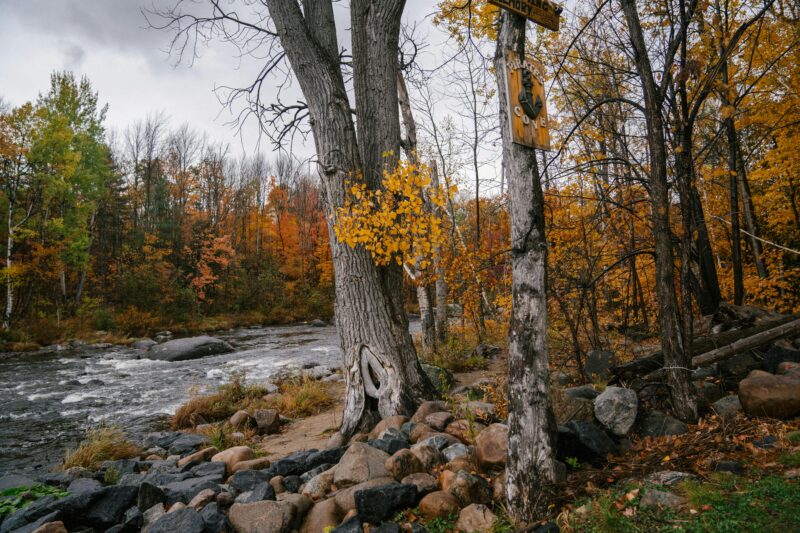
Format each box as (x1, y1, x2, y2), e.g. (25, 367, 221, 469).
(0, 0, 449, 158)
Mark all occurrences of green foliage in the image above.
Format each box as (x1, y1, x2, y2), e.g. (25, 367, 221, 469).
(91, 307, 116, 331)
(0, 485, 69, 518)
(200, 424, 231, 451)
(103, 465, 120, 485)
(566, 456, 581, 470)
(425, 514, 459, 533)
(569, 476, 800, 532)
(779, 451, 800, 468)
(422, 332, 488, 372)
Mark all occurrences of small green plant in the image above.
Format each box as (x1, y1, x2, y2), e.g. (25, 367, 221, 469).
(426, 513, 459, 533)
(0, 485, 69, 518)
(103, 465, 120, 485)
(492, 505, 517, 533)
(565, 456, 580, 470)
(780, 450, 800, 468)
(204, 425, 230, 451)
(569, 475, 800, 531)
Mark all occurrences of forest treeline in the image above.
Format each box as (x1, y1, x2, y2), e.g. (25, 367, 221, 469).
(0, 72, 338, 345)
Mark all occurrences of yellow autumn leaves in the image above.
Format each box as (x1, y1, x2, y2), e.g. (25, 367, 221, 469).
(334, 160, 449, 269)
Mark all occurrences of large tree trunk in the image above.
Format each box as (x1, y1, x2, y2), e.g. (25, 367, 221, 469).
(621, 0, 698, 422)
(495, 11, 557, 523)
(266, 0, 436, 438)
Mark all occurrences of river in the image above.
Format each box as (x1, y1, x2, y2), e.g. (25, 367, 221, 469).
(0, 322, 345, 476)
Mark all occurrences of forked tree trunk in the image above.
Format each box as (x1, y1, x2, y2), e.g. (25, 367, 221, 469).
(620, 0, 698, 422)
(266, 0, 436, 438)
(495, 11, 557, 523)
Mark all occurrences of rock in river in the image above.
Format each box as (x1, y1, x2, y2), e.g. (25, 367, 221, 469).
(145, 335, 234, 362)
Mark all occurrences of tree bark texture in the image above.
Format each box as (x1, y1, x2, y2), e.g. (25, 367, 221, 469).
(266, 0, 437, 438)
(736, 145, 768, 278)
(620, 0, 698, 422)
(721, 58, 745, 305)
(495, 11, 557, 523)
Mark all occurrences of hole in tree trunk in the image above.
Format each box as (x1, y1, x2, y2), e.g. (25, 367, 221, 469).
(368, 363, 381, 392)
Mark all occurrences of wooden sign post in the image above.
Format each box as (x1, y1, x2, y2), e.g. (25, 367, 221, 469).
(501, 50, 551, 150)
(488, 0, 563, 32)
(491, 0, 561, 150)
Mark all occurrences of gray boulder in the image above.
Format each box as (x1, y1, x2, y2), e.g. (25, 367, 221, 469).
(148, 507, 206, 533)
(593, 386, 638, 436)
(711, 395, 742, 420)
(557, 421, 619, 462)
(146, 335, 234, 362)
(0, 474, 36, 491)
(638, 411, 688, 437)
(583, 350, 617, 381)
(421, 363, 455, 394)
(354, 483, 417, 524)
(85, 485, 138, 529)
(132, 338, 157, 350)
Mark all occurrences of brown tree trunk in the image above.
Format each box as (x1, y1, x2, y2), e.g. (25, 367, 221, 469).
(621, 0, 698, 422)
(736, 145, 768, 278)
(721, 58, 745, 305)
(266, 0, 436, 438)
(495, 11, 557, 523)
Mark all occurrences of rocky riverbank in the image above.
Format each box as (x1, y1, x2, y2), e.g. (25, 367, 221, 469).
(2, 326, 800, 532)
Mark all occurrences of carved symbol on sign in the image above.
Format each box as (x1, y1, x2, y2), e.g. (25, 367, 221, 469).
(503, 50, 551, 150)
(518, 68, 543, 120)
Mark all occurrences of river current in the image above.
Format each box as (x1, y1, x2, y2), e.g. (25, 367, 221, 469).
(0, 322, 345, 476)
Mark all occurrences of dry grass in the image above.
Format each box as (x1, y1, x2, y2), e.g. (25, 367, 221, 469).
(172, 372, 335, 429)
(172, 373, 271, 429)
(480, 376, 509, 420)
(4, 342, 41, 352)
(263, 376, 336, 419)
(196, 423, 259, 451)
(416, 318, 508, 372)
(63, 427, 141, 471)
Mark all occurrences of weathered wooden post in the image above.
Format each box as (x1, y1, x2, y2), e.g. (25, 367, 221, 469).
(489, 0, 561, 524)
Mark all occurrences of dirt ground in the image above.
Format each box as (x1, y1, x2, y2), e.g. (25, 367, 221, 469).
(260, 358, 507, 458)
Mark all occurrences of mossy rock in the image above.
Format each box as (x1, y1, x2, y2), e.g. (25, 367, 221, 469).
(421, 363, 455, 394)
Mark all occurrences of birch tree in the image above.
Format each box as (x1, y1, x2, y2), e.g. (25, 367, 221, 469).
(495, 10, 557, 523)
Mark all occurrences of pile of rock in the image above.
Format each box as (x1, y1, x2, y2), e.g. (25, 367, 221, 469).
(1, 397, 528, 533)
(2, 378, 693, 533)
(550, 382, 689, 465)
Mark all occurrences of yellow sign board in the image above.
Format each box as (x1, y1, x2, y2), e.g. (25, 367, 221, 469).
(488, 0, 562, 32)
(502, 50, 550, 150)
